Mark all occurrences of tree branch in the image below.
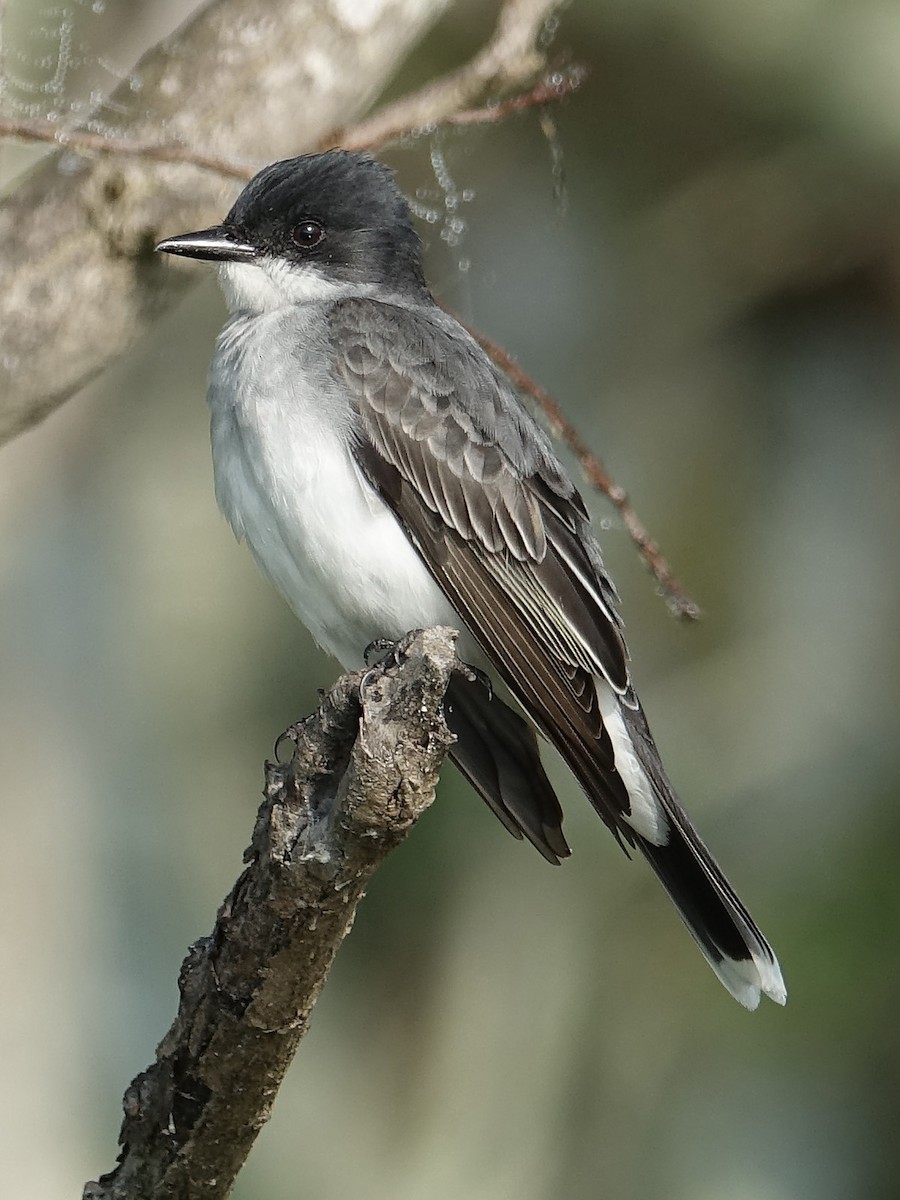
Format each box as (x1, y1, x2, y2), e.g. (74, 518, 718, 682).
(83, 628, 459, 1200)
(0, 66, 585, 184)
(0, 0, 571, 448)
(420, 65, 585, 133)
(0, 117, 257, 181)
(323, 0, 564, 151)
(0, 0, 457, 446)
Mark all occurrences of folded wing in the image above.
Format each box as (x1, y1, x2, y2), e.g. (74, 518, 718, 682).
(330, 296, 785, 1008)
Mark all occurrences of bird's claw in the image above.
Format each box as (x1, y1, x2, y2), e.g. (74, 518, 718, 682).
(363, 637, 397, 666)
(273, 718, 307, 762)
(360, 630, 426, 696)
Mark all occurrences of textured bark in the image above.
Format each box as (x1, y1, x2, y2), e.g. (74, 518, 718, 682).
(83, 628, 459, 1200)
(0, 0, 453, 443)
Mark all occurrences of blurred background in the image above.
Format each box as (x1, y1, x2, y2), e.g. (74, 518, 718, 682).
(2, 0, 899, 1197)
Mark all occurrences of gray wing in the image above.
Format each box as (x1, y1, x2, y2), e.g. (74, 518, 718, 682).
(329, 297, 786, 1008)
(329, 295, 637, 845)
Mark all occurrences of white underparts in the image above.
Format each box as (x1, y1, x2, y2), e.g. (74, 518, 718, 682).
(208, 305, 459, 669)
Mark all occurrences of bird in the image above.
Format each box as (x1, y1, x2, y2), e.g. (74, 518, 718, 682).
(156, 150, 785, 1010)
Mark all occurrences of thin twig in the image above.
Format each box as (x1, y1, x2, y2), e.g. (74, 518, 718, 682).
(0, 1, 571, 179)
(0, 118, 258, 179)
(0, 68, 581, 180)
(324, 0, 563, 153)
(336, 65, 585, 150)
(460, 320, 702, 620)
(441, 65, 584, 127)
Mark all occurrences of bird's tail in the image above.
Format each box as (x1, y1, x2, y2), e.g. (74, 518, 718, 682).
(616, 691, 786, 1009)
(444, 666, 785, 1009)
(634, 809, 786, 1009)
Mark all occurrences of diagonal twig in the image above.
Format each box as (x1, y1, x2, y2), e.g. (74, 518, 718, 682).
(0, 1, 574, 181)
(321, 0, 563, 153)
(335, 64, 585, 151)
(0, 117, 257, 179)
(459, 319, 702, 620)
(0, 67, 583, 181)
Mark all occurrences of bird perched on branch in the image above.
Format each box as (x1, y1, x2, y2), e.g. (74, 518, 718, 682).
(156, 150, 785, 1010)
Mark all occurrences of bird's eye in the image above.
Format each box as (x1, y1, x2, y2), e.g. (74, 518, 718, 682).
(291, 220, 325, 249)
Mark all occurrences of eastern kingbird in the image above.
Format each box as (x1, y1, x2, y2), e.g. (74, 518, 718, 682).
(156, 151, 785, 1009)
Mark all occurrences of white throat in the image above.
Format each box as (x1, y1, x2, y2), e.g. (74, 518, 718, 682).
(218, 258, 363, 315)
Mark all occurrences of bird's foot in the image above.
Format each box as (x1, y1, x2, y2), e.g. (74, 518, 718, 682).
(274, 718, 306, 761)
(360, 630, 425, 695)
(363, 636, 400, 667)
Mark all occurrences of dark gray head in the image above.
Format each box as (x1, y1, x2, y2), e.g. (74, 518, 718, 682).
(156, 152, 427, 305)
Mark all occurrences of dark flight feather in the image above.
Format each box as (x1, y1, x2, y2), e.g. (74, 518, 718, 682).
(330, 293, 785, 1008)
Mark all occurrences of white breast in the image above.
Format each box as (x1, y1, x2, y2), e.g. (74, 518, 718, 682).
(207, 309, 458, 668)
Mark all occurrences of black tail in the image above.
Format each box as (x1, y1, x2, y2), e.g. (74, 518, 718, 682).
(622, 698, 786, 1009)
(636, 820, 785, 1008)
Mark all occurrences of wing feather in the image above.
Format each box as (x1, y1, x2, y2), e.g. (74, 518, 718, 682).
(331, 296, 786, 1007)
(333, 294, 633, 833)
(333, 297, 629, 690)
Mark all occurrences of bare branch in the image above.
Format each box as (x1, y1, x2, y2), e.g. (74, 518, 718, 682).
(433, 64, 585, 130)
(0, 0, 457, 446)
(83, 628, 459, 1200)
(0, 65, 583, 184)
(459, 319, 703, 620)
(324, 0, 563, 152)
(0, 0, 573, 449)
(0, 117, 257, 180)
(337, 62, 585, 151)
(0, 19, 686, 619)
